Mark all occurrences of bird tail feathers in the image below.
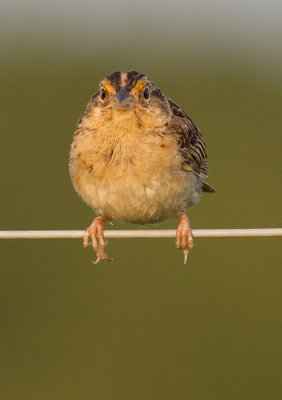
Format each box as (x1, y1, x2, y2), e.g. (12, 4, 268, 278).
(202, 182, 216, 193)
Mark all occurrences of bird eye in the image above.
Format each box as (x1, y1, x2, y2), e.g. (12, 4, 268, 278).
(143, 88, 150, 100)
(100, 88, 106, 100)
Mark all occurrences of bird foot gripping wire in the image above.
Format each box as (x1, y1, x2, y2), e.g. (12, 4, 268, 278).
(176, 214, 194, 264)
(83, 216, 113, 264)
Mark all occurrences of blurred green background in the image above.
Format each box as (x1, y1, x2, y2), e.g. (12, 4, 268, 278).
(0, 1, 281, 399)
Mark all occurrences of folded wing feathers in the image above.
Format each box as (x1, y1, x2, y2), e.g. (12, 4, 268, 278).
(167, 99, 209, 178)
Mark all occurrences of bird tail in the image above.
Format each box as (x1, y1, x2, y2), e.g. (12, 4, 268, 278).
(202, 182, 216, 193)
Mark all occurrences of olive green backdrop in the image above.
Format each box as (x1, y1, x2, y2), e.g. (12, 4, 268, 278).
(0, 1, 281, 399)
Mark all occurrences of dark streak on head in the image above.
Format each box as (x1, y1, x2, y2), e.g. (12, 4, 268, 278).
(105, 71, 122, 90)
(126, 71, 145, 91)
(150, 87, 171, 114)
(152, 88, 166, 103)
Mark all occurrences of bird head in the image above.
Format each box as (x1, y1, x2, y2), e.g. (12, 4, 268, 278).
(91, 71, 171, 124)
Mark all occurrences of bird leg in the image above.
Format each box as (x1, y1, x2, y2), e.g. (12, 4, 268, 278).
(83, 216, 112, 264)
(176, 214, 194, 264)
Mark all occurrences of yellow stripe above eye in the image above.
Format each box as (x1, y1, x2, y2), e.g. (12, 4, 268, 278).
(182, 165, 192, 172)
(131, 80, 146, 93)
(103, 80, 116, 94)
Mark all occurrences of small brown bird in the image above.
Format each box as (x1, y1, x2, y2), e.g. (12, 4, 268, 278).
(69, 71, 215, 264)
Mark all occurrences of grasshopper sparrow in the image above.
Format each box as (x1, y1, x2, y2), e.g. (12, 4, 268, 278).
(69, 71, 215, 264)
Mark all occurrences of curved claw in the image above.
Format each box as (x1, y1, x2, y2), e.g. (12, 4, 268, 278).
(92, 246, 113, 264)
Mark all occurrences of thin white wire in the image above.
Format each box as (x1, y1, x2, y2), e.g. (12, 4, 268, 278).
(0, 228, 281, 239)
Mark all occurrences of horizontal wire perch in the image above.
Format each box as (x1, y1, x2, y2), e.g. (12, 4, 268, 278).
(0, 228, 281, 239)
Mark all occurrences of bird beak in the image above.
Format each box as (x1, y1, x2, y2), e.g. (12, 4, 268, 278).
(112, 87, 134, 110)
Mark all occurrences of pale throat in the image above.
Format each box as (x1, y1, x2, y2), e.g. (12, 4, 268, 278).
(104, 109, 141, 134)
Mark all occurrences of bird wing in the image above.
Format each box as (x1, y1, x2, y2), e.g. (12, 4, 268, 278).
(167, 99, 208, 178)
